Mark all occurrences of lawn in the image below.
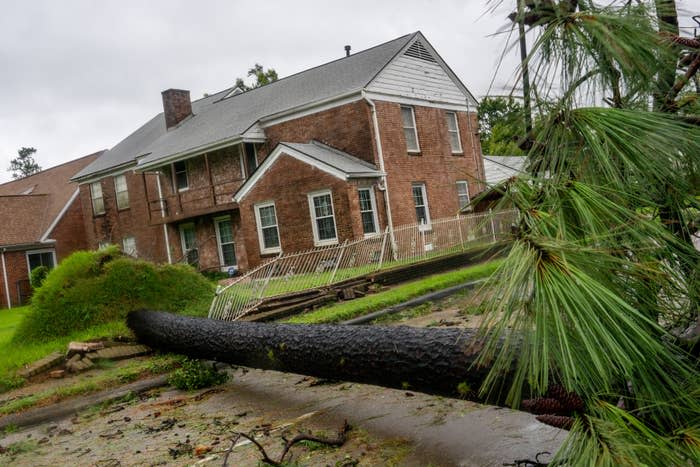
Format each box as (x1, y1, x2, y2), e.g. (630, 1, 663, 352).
(287, 259, 501, 324)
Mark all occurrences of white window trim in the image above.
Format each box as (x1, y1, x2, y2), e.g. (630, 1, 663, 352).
(456, 180, 471, 210)
(358, 187, 380, 238)
(114, 174, 130, 210)
(122, 236, 137, 257)
(445, 111, 463, 154)
(245, 144, 259, 174)
(25, 248, 57, 278)
(254, 201, 282, 255)
(401, 105, 421, 153)
(214, 216, 236, 271)
(90, 181, 105, 215)
(412, 183, 431, 227)
(179, 223, 196, 254)
(238, 145, 247, 179)
(172, 161, 189, 192)
(307, 189, 339, 246)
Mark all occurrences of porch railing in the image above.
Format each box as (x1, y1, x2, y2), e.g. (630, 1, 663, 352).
(208, 209, 516, 321)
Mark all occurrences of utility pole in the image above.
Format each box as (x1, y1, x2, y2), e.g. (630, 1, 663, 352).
(517, 0, 533, 137)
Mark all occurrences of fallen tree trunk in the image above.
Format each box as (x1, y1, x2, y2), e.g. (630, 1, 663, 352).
(128, 310, 514, 401)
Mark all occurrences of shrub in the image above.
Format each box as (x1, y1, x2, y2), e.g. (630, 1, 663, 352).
(29, 266, 49, 289)
(13, 247, 214, 342)
(168, 358, 228, 390)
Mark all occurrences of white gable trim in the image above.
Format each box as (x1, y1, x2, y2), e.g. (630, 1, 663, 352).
(364, 91, 470, 112)
(40, 188, 80, 243)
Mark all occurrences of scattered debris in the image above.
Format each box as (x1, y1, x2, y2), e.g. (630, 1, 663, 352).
(168, 441, 193, 459)
(49, 370, 65, 379)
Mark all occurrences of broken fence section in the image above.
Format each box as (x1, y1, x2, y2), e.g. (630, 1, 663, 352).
(208, 209, 516, 321)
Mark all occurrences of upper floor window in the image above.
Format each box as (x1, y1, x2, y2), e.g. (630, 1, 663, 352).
(173, 161, 189, 191)
(244, 143, 258, 176)
(401, 106, 420, 153)
(114, 174, 129, 209)
(358, 188, 378, 236)
(122, 236, 137, 257)
(90, 182, 105, 215)
(445, 112, 463, 153)
(456, 180, 470, 209)
(255, 201, 281, 254)
(412, 183, 431, 225)
(308, 190, 338, 245)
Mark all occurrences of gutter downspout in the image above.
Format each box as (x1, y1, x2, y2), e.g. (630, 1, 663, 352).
(465, 99, 484, 189)
(362, 91, 397, 259)
(1, 248, 11, 309)
(155, 173, 173, 264)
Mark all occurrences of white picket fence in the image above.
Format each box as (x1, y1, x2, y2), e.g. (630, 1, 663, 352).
(208, 209, 515, 321)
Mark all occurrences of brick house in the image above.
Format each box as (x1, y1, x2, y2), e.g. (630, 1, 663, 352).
(71, 32, 486, 273)
(0, 152, 102, 308)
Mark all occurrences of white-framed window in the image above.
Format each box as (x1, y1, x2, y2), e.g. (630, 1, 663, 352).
(179, 223, 199, 266)
(401, 105, 420, 153)
(26, 249, 56, 276)
(445, 111, 463, 153)
(244, 143, 258, 175)
(308, 190, 338, 246)
(412, 183, 431, 226)
(358, 188, 379, 236)
(90, 181, 105, 215)
(114, 174, 129, 209)
(214, 217, 237, 270)
(98, 241, 111, 250)
(122, 236, 137, 257)
(173, 160, 189, 191)
(456, 180, 470, 209)
(255, 201, 281, 254)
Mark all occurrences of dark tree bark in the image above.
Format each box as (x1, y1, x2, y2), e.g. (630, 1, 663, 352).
(127, 310, 515, 402)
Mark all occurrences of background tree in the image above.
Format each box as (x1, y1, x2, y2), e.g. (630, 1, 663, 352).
(8, 147, 41, 179)
(234, 64, 279, 91)
(477, 96, 525, 155)
(476, 1, 700, 464)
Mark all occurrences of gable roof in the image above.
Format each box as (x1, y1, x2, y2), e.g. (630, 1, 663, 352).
(234, 141, 383, 203)
(74, 31, 476, 181)
(0, 152, 102, 247)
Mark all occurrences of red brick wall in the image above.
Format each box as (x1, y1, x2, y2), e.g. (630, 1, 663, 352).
(49, 196, 90, 261)
(261, 100, 376, 164)
(169, 211, 241, 272)
(237, 154, 385, 269)
(79, 171, 167, 262)
(373, 101, 484, 227)
(0, 250, 30, 308)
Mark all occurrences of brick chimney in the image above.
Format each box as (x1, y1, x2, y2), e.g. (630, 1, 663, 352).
(161, 89, 192, 129)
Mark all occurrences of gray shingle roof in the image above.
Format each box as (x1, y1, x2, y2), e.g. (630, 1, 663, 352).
(483, 155, 527, 185)
(74, 33, 416, 180)
(282, 141, 382, 178)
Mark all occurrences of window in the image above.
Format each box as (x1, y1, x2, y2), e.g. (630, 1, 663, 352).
(179, 223, 199, 266)
(308, 190, 338, 245)
(255, 202, 281, 254)
(445, 112, 463, 153)
(114, 174, 129, 209)
(27, 249, 55, 274)
(412, 183, 431, 225)
(173, 161, 189, 191)
(456, 181, 470, 209)
(358, 188, 378, 236)
(90, 182, 105, 215)
(245, 143, 258, 175)
(98, 241, 110, 250)
(215, 217, 237, 269)
(122, 236, 137, 257)
(401, 105, 420, 153)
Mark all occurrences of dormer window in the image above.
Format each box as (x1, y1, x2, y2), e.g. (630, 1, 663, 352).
(244, 143, 258, 175)
(173, 161, 189, 191)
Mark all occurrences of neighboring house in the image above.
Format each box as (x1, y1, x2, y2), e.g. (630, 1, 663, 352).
(470, 155, 527, 212)
(71, 31, 486, 273)
(0, 152, 103, 308)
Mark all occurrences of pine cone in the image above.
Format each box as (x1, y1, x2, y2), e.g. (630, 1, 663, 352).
(521, 397, 566, 415)
(536, 414, 574, 430)
(545, 385, 585, 412)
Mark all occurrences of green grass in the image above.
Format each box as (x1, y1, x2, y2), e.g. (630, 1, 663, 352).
(0, 306, 31, 346)
(286, 260, 501, 324)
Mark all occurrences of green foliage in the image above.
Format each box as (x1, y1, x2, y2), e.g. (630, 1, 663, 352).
(477, 97, 524, 156)
(29, 265, 49, 289)
(234, 63, 279, 91)
(8, 147, 41, 179)
(167, 358, 228, 390)
(12, 247, 214, 342)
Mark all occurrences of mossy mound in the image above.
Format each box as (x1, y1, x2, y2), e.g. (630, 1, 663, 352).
(14, 246, 214, 342)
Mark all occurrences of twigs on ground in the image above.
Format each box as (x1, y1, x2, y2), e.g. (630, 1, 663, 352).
(225, 420, 350, 466)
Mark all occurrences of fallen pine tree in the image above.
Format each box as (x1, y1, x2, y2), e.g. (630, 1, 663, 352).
(127, 309, 514, 402)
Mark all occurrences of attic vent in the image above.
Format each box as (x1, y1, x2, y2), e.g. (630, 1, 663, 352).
(404, 40, 437, 63)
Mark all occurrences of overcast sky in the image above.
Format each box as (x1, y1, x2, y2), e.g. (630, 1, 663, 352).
(0, 0, 697, 183)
